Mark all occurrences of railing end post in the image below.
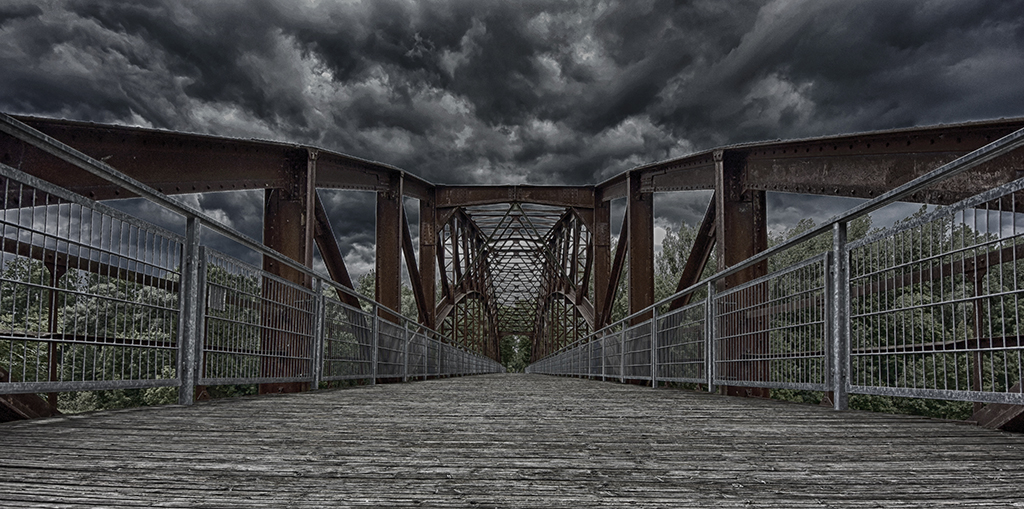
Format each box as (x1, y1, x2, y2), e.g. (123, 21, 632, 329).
(831, 222, 850, 411)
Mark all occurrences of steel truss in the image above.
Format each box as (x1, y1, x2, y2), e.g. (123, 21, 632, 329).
(3, 113, 1024, 379)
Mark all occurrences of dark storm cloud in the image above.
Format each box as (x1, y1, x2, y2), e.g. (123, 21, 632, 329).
(3, 0, 1024, 275)
(654, 0, 1024, 148)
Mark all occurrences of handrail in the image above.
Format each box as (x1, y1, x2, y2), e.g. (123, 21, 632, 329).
(0, 112, 456, 339)
(602, 125, 1024, 334)
(0, 114, 503, 407)
(529, 124, 1024, 411)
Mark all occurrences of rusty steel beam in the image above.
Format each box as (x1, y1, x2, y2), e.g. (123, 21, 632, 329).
(0, 366, 60, 422)
(592, 191, 612, 328)
(262, 150, 316, 286)
(8, 115, 290, 199)
(311, 192, 361, 309)
(401, 208, 431, 326)
(715, 150, 767, 289)
(715, 149, 769, 398)
(742, 121, 1024, 203)
(599, 209, 628, 328)
(549, 288, 595, 326)
(436, 185, 594, 208)
(627, 171, 654, 324)
(419, 191, 437, 329)
(11, 115, 1023, 205)
(308, 151, 393, 193)
(376, 174, 404, 323)
(595, 117, 1024, 202)
(6, 116, 436, 200)
(260, 149, 317, 394)
(669, 193, 716, 311)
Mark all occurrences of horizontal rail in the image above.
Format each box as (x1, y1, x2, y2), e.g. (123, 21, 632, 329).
(0, 117, 503, 406)
(530, 126, 1024, 409)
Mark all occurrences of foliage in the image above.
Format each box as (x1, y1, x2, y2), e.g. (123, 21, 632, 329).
(355, 270, 418, 321)
(650, 209, 1018, 424)
(652, 221, 720, 313)
(500, 334, 531, 372)
(849, 394, 972, 421)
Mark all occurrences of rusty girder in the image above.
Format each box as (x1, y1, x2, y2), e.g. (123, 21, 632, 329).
(529, 207, 595, 358)
(7, 114, 1024, 371)
(438, 201, 598, 361)
(434, 208, 500, 358)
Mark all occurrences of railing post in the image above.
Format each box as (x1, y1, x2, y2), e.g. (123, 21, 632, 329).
(311, 278, 325, 391)
(177, 217, 202, 406)
(706, 280, 716, 393)
(402, 324, 410, 383)
(619, 329, 625, 384)
(651, 308, 658, 388)
(589, 335, 598, 378)
(371, 304, 379, 385)
(831, 222, 850, 410)
(601, 335, 606, 381)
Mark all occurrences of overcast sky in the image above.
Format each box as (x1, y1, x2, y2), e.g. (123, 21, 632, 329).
(3, 0, 1023, 279)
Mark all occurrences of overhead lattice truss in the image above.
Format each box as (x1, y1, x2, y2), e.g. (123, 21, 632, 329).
(435, 210, 500, 359)
(534, 208, 594, 358)
(434, 202, 594, 360)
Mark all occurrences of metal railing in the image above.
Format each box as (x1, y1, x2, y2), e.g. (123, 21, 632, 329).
(0, 114, 503, 406)
(529, 125, 1024, 410)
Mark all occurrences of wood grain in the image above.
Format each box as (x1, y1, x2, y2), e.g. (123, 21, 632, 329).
(1, 374, 1022, 507)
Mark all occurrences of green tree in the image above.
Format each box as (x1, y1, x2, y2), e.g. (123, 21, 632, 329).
(500, 334, 531, 372)
(656, 221, 718, 308)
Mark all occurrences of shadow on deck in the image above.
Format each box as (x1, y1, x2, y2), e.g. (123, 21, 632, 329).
(2, 374, 1023, 508)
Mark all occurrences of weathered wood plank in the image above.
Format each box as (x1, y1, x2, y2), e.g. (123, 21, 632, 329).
(1, 374, 1022, 507)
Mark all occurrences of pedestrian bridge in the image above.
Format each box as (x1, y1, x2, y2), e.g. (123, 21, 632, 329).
(3, 113, 1024, 506)
(3, 374, 1023, 507)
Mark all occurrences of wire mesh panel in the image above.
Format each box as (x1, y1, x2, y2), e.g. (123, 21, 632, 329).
(588, 339, 602, 378)
(1, 166, 182, 393)
(568, 340, 585, 376)
(201, 250, 316, 385)
(623, 321, 653, 381)
(321, 297, 373, 382)
(405, 330, 428, 380)
(714, 255, 828, 391)
(425, 336, 440, 377)
(376, 320, 406, 378)
(656, 300, 707, 384)
(601, 332, 622, 380)
(848, 179, 1024, 403)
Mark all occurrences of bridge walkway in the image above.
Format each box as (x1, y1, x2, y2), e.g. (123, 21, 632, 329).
(2, 374, 1023, 508)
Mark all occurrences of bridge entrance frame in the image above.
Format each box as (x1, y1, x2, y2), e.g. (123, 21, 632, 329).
(2, 112, 1024, 411)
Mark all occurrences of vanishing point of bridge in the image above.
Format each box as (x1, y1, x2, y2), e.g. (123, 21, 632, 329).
(2, 113, 1024, 506)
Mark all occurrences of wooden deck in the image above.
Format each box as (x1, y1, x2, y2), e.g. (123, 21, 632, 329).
(2, 374, 1023, 508)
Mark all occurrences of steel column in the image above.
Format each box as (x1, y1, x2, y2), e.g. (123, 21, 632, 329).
(260, 150, 317, 394)
(376, 175, 404, 323)
(420, 191, 437, 329)
(628, 171, 654, 324)
(594, 190, 611, 328)
(714, 149, 769, 398)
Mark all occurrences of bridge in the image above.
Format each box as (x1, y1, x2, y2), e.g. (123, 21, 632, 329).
(2, 112, 1024, 505)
